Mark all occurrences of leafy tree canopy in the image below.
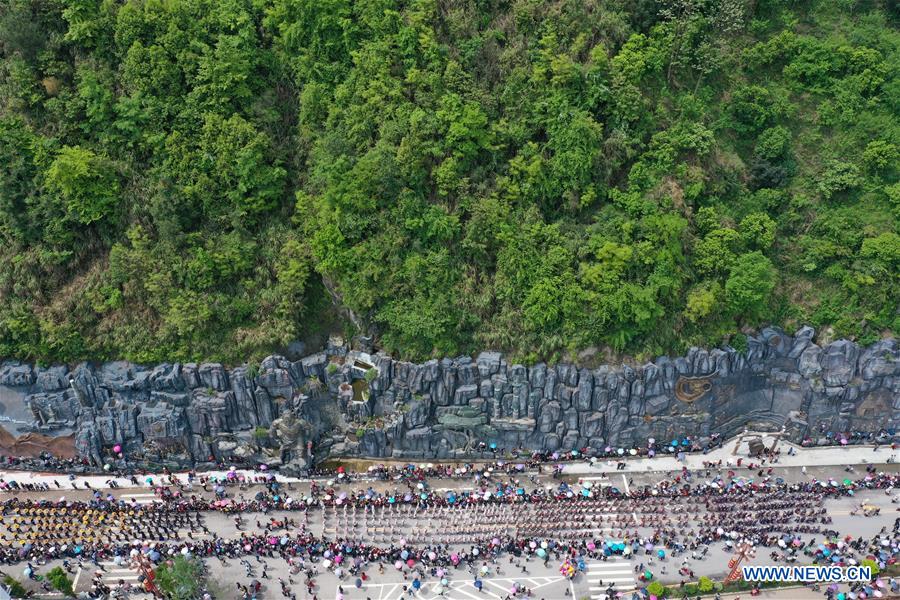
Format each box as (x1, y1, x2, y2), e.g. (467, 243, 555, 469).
(0, 0, 895, 365)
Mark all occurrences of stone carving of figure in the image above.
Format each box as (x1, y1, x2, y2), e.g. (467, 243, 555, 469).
(271, 411, 312, 468)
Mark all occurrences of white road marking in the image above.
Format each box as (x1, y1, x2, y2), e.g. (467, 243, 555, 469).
(71, 566, 82, 592)
(621, 474, 639, 522)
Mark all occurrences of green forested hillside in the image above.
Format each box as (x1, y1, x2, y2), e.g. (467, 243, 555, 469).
(0, 0, 897, 365)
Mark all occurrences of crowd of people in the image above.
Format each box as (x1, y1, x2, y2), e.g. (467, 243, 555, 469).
(0, 472, 895, 563)
(0, 435, 897, 599)
(1, 428, 896, 479)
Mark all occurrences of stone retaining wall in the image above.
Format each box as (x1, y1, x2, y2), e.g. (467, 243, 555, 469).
(0, 326, 895, 473)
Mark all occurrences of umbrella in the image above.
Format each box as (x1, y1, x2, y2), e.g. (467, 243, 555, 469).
(413, 579, 421, 590)
(475, 580, 482, 590)
(355, 578, 362, 589)
(537, 548, 547, 558)
(394, 560, 404, 570)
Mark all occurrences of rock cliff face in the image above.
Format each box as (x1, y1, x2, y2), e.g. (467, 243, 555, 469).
(0, 327, 896, 472)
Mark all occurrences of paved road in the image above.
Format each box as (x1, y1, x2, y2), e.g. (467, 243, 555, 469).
(1, 438, 897, 600)
(1, 436, 896, 492)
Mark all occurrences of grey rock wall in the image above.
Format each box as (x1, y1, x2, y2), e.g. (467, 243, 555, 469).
(0, 326, 896, 471)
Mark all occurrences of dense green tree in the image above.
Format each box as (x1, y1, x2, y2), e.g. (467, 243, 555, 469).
(155, 555, 204, 600)
(725, 252, 776, 320)
(0, 0, 894, 364)
(45, 145, 120, 225)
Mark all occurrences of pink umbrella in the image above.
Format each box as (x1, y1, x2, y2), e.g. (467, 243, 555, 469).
(113, 444, 122, 453)
(395, 560, 404, 570)
(334, 555, 343, 564)
(587, 542, 596, 551)
(406, 559, 415, 567)
(492, 538, 500, 545)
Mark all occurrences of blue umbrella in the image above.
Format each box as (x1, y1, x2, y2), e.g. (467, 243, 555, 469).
(474, 580, 482, 590)
(490, 442, 497, 449)
(670, 439, 678, 446)
(413, 579, 421, 590)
